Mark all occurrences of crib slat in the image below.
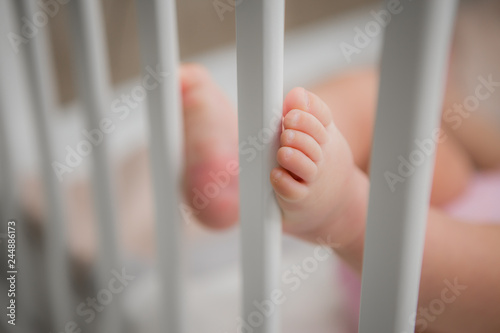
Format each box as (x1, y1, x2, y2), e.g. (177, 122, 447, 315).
(0, 2, 40, 331)
(0, 79, 35, 333)
(0, 99, 12, 333)
(65, 1, 122, 332)
(236, 1, 284, 333)
(14, 0, 74, 330)
(135, 1, 184, 332)
(358, 1, 458, 332)
(0, 0, 16, 229)
(0, 5, 18, 332)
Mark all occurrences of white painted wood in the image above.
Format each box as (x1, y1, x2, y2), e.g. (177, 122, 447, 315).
(135, 1, 184, 332)
(236, 1, 284, 333)
(66, 1, 122, 332)
(358, 1, 458, 332)
(0, 1, 16, 226)
(13, 0, 74, 330)
(0, 2, 40, 331)
(0, 5, 18, 333)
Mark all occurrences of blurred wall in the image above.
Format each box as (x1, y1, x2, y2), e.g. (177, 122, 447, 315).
(47, 0, 378, 105)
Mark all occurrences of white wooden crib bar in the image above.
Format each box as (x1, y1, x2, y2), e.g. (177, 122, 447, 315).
(0, 0, 457, 333)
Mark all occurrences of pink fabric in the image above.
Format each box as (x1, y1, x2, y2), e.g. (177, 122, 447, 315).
(442, 172, 500, 222)
(338, 171, 500, 332)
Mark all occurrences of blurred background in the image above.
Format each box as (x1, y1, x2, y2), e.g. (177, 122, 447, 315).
(51, 0, 379, 105)
(1, 0, 500, 333)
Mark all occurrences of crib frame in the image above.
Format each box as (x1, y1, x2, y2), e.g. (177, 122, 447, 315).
(0, 0, 458, 333)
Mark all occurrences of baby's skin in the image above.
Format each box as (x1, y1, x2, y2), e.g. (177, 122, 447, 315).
(181, 64, 500, 333)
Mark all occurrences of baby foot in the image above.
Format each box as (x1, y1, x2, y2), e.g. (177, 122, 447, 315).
(270, 88, 357, 237)
(181, 64, 239, 229)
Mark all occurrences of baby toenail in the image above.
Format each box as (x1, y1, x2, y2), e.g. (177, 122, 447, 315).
(286, 130, 295, 141)
(273, 169, 283, 182)
(284, 148, 293, 158)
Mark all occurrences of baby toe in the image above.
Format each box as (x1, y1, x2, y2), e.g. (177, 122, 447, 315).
(283, 109, 329, 145)
(270, 167, 308, 201)
(277, 147, 318, 183)
(280, 129, 322, 162)
(283, 87, 332, 128)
